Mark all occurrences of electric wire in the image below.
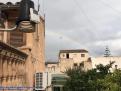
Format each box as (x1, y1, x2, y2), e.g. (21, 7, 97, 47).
(38, 0, 40, 12)
(96, 0, 121, 54)
(72, 0, 121, 28)
(99, 0, 121, 18)
(71, 0, 99, 31)
(42, 0, 45, 16)
(35, 0, 44, 17)
(71, 0, 99, 41)
(71, 0, 121, 53)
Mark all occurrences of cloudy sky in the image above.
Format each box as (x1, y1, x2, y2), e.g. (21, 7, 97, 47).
(45, 0, 121, 61)
(2, 0, 121, 61)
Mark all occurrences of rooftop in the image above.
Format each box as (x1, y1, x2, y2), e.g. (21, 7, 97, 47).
(0, 1, 45, 21)
(59, 49, 88, 53)
(45, 61, 59, 65)
(0, 2, 20, 10)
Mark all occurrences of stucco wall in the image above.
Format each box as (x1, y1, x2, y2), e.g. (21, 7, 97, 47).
(59, 51, 92, 72)
(20, 17, 45, 87)
(92, 56, 121, 70)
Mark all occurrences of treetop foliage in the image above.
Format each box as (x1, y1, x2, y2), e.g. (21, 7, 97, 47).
(64, 61, 121, 91)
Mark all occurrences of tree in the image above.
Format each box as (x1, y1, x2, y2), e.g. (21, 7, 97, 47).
(64, 66, 87, 91)
(63, 62, 115, 91)
(104, 46, 111, 57)
(103, 69, 121, 91)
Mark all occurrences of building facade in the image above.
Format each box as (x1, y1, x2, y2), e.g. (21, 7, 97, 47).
(45, 49, 92, 91)
(0, 41, 27, 90)
(92, 56, 121, 71)
(45, 62, 60, 73)
(0, 1, 45, 90)
(59, 49, 92, 72)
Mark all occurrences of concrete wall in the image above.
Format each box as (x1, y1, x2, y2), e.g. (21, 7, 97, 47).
(46, 63, 60, 73)
(19, 17, 45, 87)
(60, 52, 89, 62)
(59, 51, 92, 72)
(92, 56, 121, 71)
(0, 2, 45, 90)
(0, 42, 27, 91)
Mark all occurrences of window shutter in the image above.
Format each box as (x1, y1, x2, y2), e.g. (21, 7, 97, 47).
(9, 31, 26, 47)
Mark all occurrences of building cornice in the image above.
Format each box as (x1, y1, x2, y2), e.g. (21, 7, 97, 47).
(0, 2, 20, 10)
(0, 41, 28, 61)
(59, 49, 88, 53)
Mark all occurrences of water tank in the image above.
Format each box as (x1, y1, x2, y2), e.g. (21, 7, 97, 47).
(17, 0, 34, 24)
(17, 0, 35, 33)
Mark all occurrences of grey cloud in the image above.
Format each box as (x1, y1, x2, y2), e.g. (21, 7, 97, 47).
(2, 0, 121, 60)
(45, 0, 121, 61)
(45, 0, 85, 30)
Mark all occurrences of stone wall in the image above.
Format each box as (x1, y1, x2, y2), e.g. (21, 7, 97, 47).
(0, 42, 27, 91)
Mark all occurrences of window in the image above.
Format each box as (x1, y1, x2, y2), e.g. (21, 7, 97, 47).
(66, 53, 69, 59)
(35, 73, 43, 90)
(48, 67, 51, 71)
(7, 20, 26, 47)
(8, 31, 26, 47)
(81, 54, 85, 57)
(62, 54, 65, 57)
(53, 87, 61, 91)
(115, 65, 118, 69)
(80, 63, 84, 67)
(52, 66, 55, 72)
(74, 63, 77, 67)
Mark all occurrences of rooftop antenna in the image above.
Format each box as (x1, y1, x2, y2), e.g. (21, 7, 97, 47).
(38, 0, 40, 12)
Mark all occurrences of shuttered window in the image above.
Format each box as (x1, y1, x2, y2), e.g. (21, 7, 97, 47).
(8, 31, 26, 47)
(7, 20, 26, 47)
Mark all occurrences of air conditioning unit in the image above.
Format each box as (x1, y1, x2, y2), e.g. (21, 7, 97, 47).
(35, 72, 47, 91)
(30, 8, 40, 23)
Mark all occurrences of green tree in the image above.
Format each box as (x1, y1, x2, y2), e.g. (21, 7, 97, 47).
(64, 62, 115, 91)
(103, 69, 121, 91)
(64, 66, 87, 91)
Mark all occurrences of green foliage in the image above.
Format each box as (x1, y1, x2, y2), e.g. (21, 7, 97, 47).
(63, 61, 121, 91)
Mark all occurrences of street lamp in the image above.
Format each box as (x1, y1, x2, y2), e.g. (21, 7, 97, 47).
(0, 0, 40, 33)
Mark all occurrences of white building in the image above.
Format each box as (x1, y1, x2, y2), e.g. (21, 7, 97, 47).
(92, 56, 121, 70)
(59, 49, 92, 72)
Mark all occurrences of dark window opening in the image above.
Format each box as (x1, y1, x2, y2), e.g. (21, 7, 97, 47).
(81, 54, 85, 57)
(80, 63, 84, 67)
(74, 63, 77, 67)
(66, 53, 69, 59)
(115, 65, 118, 69)
(53, 87, 61, 91)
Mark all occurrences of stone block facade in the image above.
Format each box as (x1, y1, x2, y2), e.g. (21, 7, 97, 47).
(0, 42, 27, 90)
(0, 2, 45, 90)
